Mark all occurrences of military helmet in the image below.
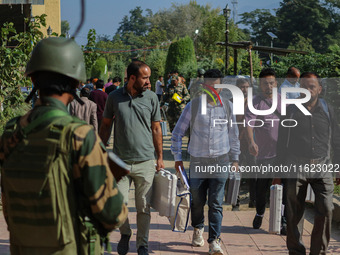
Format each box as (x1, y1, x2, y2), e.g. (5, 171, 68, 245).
(25, 37, 86, 82)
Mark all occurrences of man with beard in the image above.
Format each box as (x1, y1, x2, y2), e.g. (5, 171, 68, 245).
(99, 60, 164, 255)
(277, 72, 340, 255)
(245, 68, 285, 233)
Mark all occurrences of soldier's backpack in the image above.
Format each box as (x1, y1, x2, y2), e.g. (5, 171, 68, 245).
(1, 109, 108, 254)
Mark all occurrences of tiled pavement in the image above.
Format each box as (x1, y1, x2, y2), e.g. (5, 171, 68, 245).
(0, 129, 340, 254)
(1, 201, 340, 254)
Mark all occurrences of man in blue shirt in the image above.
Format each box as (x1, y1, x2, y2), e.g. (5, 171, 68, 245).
(171, 69, 240, 255)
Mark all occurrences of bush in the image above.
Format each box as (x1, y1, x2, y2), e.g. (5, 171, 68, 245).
(165, 36, 197, 80)
(110, 59, 126, 83)
(91, 57, 108, 81)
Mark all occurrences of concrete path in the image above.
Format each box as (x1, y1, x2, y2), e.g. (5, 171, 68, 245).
(0, 129, 340, 254)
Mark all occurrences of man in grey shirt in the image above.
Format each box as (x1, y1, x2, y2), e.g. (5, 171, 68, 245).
(99, 60, 164, 255)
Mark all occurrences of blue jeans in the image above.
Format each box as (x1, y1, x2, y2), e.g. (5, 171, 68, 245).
(190, 177, 227, 243)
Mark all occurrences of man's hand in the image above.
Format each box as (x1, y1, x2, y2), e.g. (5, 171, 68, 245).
(175, 161, 184, 173)
(248, 141, 259, 156)
(231, 161, 239, 172)
(155, 158, 164, 172)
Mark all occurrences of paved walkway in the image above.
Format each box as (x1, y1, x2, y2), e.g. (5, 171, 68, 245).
(0, 131, 340, 254)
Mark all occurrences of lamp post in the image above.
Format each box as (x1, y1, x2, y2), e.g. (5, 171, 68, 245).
(223, 4, 231, 75)
(266, 31, 277, 65)
(47, 26, 52, 37)
(194, 29, 199, 57)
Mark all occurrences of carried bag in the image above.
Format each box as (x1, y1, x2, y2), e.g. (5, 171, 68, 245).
(161, 121, 168, 136)
(151, 169, 177, 217)
(225, 172, 241, 206)
(305, 184, 315, 203)
(269, 184, 283, 234)
(169, 166, 191, 232)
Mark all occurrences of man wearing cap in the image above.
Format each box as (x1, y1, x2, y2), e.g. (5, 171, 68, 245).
(0, 37, 127, 254)
(167, 75, 190, 132)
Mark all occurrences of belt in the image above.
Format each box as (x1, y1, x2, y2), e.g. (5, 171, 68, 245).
(191, 154, 229, 163)
(292, 156, 327, 165)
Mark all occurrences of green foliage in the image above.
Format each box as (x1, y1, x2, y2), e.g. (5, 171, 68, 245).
(110, 59, 126, 82)
(96, 39, 129, 71)
(145, 49, 168, 89)
(238, 0, 340, 53)
(61, 20, 70, 35)
(276, 0, 334, 53)
(83, 29, 99, 78)
(150, 1, 211, 40)
(239, 9, 278, 47)
(116, 6, 149, 41)
(288, 33, 315, 52)
(239, 50, 262, 78)
(165, 36, 197, 80)
(91, 57, 108, 81)
(0, 14, 46, 127)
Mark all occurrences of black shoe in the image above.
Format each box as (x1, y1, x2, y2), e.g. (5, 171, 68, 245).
(137, 246, 149, 255)
(280, 223, 287, 235)
(117, 233, 131, 255)
(253, 215, 263, 229)
(232, 205, 240, 211)
(248, 200, 256, 208)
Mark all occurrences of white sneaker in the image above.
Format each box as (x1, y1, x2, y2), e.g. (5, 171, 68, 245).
(209, 238, 224, 255)
(192, 227, 204, 247)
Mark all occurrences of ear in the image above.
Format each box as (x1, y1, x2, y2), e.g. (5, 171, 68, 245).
(130, 75, 136, 82)
(318, 84, 322, 95)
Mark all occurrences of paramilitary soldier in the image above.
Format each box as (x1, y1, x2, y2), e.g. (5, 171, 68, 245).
(0, 37, 128, 255)
(167, 75, 190, 132)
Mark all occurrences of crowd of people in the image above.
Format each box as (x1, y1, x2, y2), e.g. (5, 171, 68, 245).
(0, 36, 340, 255)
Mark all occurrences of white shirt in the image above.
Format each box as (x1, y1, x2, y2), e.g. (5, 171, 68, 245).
(155, 80, 163, 95)
(279, 79, 300, 99)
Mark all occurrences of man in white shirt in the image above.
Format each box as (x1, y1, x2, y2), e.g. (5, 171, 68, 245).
(155, 76, 164, 101)
(278, 67, 300, 99)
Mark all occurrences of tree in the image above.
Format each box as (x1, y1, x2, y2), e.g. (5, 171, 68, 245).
(0, 15, 46, 131)
(149, 1, 212, 41)
(61, 20, 70, 35)
(83, 29, 99, 78)
(116, 6, 149, 39)
(276, 0, 333, 52)
(110, 59, 126, 82)
(287, 33, 315, 52)
(91, 57, 108, 81)
(238, 9, 278, 47)
(165, 36, 197, 80)
(145, 49, 167, 89)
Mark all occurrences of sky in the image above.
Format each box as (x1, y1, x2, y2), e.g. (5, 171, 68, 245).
(61, 0, 282, 46)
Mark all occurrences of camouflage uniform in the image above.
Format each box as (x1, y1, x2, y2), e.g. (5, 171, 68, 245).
(167, 82, 190, 132)
(0, 98, 128, 254)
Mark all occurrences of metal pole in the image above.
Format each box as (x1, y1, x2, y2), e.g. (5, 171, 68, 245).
(270, 40, 273, 65)
(234, 48, 238, 75)
(249, 46, 253, 86)
(225, 18, 229, 75)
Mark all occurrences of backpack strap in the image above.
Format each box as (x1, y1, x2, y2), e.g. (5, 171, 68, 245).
(22, 109, 70, 135)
